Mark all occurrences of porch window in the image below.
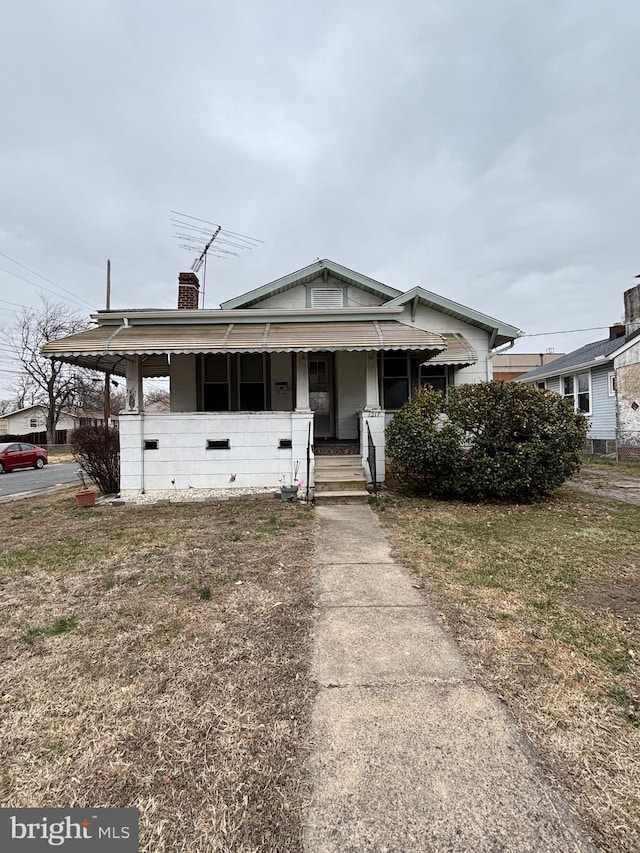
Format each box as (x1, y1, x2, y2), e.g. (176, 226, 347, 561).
(420, 365, 447, 393)
(383, 352, 410, 409)
(562, 372, 590, 413)
(239, 353, 265, 410)
(203, 354, 229, 411)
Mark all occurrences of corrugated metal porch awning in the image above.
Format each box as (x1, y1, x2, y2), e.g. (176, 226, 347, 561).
(42, 320, 447, 376)
(424, 333, 478, 366)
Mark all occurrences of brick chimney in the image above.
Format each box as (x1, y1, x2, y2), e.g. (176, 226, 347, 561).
(178, 272, 200, 309)
(609, 323, 626, 340)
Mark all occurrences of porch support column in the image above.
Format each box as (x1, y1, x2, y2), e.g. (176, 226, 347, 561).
(125, 355, 144, 413)
(364, 351, 381, 410)
(295, 352, 311, 411)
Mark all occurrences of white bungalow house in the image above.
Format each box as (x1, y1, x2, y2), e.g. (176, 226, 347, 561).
(0, 405, 118, 443)
(0, 405, 79, 442)
(42, 259, 521, 497)
(518, 282, 640, 460)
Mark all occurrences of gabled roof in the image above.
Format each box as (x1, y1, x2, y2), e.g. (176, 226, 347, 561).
(220, 259, 402, 309)
(386, 287, 522, 348)
(517, 337, 623, 383)
(0, 404, 77, 419)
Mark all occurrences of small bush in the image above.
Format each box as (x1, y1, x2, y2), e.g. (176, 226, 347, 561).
(70, 426, 120, 495)
(386, 382, 588, 502)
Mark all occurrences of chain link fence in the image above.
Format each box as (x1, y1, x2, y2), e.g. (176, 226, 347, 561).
(583, 435, 640, 462)
(617, 432, 640, 462)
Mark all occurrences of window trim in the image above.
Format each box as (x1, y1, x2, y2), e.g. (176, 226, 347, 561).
(382, 352, 411, 410)
(202, 353, 231, 412)
(608, 371, 616, 397)
(561, 370, 592, 415)
(419, 364, 448, 393)
(238, 352, 266, 411)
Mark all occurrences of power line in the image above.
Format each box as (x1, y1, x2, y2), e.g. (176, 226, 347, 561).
(0, 297, 31, 310)
(0, 251, 96, 310)
(519, 326, 610, 337)
(0, 266, 93, 312)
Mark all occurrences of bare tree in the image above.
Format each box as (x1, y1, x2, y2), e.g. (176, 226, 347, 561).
(144, 387, 170, 411)
(9, 373, 38, 411)
(74, 374, 126, 417)
(1, 298, 89, 444)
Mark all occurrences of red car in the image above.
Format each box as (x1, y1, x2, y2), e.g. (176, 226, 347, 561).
(0, 442, 48, 473)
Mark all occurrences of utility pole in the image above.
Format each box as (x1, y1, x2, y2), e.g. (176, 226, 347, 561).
(104, 259, 111, 429)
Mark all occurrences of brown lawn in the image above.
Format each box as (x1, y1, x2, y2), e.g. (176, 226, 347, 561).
(0, 491, 316, 853)
(375, 487, 640, 853)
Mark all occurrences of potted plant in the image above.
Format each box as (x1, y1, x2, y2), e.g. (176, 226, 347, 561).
(75, 469, 96, 508)
(280, 462, 301, 502)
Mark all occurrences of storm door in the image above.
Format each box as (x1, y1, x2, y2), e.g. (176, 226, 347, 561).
(309, 354, 334, 438)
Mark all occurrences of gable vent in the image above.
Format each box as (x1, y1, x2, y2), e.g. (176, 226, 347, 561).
(311, 288, 344, 308)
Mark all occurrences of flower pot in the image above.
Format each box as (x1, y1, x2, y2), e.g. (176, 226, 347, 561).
(280, 485, 298, 503)
(75, 489, 96, 508)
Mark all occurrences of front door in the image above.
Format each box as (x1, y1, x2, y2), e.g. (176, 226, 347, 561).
(309, 354, 334, 438)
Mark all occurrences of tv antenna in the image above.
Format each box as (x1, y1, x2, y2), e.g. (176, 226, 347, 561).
(170, 210, 263, 307)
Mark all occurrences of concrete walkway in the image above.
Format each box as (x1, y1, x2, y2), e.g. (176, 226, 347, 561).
(304, 505, 596, 853)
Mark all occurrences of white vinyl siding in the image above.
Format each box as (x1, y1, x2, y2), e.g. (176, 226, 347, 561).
(589, 365, 616, 439)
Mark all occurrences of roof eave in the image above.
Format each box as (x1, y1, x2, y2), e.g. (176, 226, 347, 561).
(517, 355, 614, 383)
(91, 306, 405, 325)
(386, 286, 521, 344)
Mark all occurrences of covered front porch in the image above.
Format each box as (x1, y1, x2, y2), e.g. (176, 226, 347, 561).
(118, 349, 389, 497)
(41, 304, 479, 497)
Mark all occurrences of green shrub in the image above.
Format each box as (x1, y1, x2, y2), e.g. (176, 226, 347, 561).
(386, 382, 588, 502)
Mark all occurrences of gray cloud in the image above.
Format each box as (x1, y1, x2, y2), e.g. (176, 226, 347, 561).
(1, 0, 639, 394)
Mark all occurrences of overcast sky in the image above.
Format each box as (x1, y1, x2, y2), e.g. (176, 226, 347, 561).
(2, 0, 640, 399)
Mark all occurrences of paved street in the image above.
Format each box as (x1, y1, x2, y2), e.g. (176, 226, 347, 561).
(0, 462, 79, 499)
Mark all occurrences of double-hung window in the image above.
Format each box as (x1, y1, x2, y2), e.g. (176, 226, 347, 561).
(383, 352, 410, 409)
(239, 353, 265, 410)
(562, 372, 590, 413)
(420, 365, 447, 393)
(203, 354, 230, 411)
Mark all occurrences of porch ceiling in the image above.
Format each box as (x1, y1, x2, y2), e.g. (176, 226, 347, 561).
(42, 320, 447, 374)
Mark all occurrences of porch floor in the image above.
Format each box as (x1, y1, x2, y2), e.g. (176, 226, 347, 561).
(313, 438, 360, 456)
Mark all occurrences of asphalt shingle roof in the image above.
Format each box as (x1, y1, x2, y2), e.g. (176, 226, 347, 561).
(517, 336, 624, 382)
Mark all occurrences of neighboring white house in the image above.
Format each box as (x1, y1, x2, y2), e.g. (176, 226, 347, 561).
(518, 283, 640, 459)
(42, 259, 521, 497)
(0, 405, 79, 440)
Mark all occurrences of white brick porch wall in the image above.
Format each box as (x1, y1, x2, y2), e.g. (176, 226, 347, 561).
(119, 412, 314, 496)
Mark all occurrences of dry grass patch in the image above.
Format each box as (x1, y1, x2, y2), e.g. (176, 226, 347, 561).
(0, 491, 315, 852)
(374, 489, 640, 853)
(580, 455, 640, 479)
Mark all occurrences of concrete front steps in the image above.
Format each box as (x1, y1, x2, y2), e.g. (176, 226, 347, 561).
(314, 455, 370, 505)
